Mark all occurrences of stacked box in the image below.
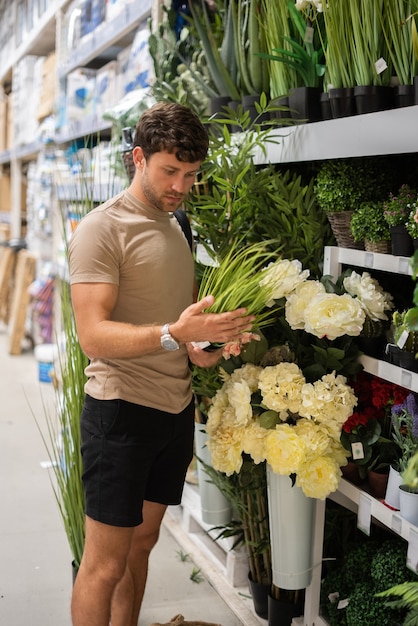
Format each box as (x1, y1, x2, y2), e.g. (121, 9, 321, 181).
(0, 95, 7, 152)
(6, 92, 13, 149)
(0, 172, 11, 212)
(106, 0, 127, 21)
(63, 0, 82, 58)
(94, 60, 118, 119)
(80, 0, 106, 38)
(12, 55, 44, 145)
(117, 26, 154, 96)
(65, 68, 96, 122)
(37, 52, 57, 121)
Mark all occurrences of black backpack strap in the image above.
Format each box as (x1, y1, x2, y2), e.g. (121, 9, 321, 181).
(174, 209, 193, 251)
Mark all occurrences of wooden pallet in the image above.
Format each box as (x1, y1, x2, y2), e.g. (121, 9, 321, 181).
(0, 246, 16, 324)
(8, 250, 36, 355)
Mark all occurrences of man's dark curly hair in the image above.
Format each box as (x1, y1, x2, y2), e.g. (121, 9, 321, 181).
(133, 102, 209, 163)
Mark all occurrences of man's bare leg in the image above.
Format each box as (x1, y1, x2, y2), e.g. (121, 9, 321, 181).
(110, 501, 167, 626)
(71, 516, 134, 626)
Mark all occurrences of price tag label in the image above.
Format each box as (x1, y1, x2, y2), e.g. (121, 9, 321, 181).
(375, 57, 388, 74)
(351, 442, 364, 460)
(304, 26, 314, 44)
(358, 492, 372, 535)
(397, 329, 409, 349)
(407, 528, 418, 573)
(398, 257, 411, 274)
(401, 370, 412, 389)
(391, 514, 402, 534)
(364, 252, 374, 268)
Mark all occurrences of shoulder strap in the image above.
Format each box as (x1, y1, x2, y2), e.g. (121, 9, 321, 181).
(174, 209, 193, 251)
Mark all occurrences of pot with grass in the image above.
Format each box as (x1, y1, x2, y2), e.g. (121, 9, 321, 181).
(257, 0, 325, 123)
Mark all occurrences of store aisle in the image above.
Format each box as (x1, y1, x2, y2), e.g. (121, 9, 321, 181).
(0, 324, 258, 626)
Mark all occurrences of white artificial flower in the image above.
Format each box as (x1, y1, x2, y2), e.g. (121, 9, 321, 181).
(303, 292, 366, 340)
(343, 271, 394, 321)
(259, 258, 310, 306)
(285, 280, 326, 329)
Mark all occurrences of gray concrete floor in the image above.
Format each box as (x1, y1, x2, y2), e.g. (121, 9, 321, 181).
(0, 324, 257, 626)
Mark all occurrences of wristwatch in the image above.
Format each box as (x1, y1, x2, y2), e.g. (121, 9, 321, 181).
(160, 323, 180, 351)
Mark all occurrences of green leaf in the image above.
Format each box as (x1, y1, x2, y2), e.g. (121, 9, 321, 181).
(258, 410, 280, 429)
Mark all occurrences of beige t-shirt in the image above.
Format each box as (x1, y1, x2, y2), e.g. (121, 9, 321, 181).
(68, 190, 195, 413)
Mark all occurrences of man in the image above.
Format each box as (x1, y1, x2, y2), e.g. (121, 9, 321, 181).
(68, 102, 255, 626)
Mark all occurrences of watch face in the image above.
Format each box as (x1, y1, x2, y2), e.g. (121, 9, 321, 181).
(161, 335, 179, 351)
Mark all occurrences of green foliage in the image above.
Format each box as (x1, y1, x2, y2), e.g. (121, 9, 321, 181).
(147, 6, 211, 114)
(370, 539, 415, 592)
(349, 0, 391, 87)
(346, 581, 399, 626)
(350, 201, 390, 243)
(380, 0, 418, 85)
(393, 310, 418, 353)
(314, 158, 394, 214)
(201, 457, 271, 586)
(188, 104, 332, 279)
(34, 279, 87, 569)
(197, 239, 282, 330)
(190, 567, 204, 583)
(257, 0, 325, 88)
(377, 582, 418, 626)
(176, 550, 191, 562)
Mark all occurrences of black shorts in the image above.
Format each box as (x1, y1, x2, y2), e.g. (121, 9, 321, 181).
(80, 394, 195, 527)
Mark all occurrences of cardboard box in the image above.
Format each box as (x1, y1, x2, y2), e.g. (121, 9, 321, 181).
(94, 60, 117, 119)
(0, 96, 7, 152)
(0, 172, 11, 212)
(65, 67, 96, 121)
(37, 52, 57, 121)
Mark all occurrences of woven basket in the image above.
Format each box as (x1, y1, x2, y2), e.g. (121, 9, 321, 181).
(364, 239, 391, 254)
(326, 211, 364, 250)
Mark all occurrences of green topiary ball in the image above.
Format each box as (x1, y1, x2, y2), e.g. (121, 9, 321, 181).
(345, 581, 401, 626)
(370, 539, 417, 593)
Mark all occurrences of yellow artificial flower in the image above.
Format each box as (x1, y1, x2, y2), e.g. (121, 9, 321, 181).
(226, 380, 253, 427)
(242, 421, 269, 464)
(208, 425, 245, 475)
(293, 418, 329, 458)
(296, 455, 341, 500)
(264, 424, 306, 475)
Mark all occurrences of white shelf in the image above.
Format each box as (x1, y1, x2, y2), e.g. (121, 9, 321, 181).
(332, 478, 418, 544)
(360, 354, 418, 392)
(256, 105, 418, 164)
(323, 245, 412, 278)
